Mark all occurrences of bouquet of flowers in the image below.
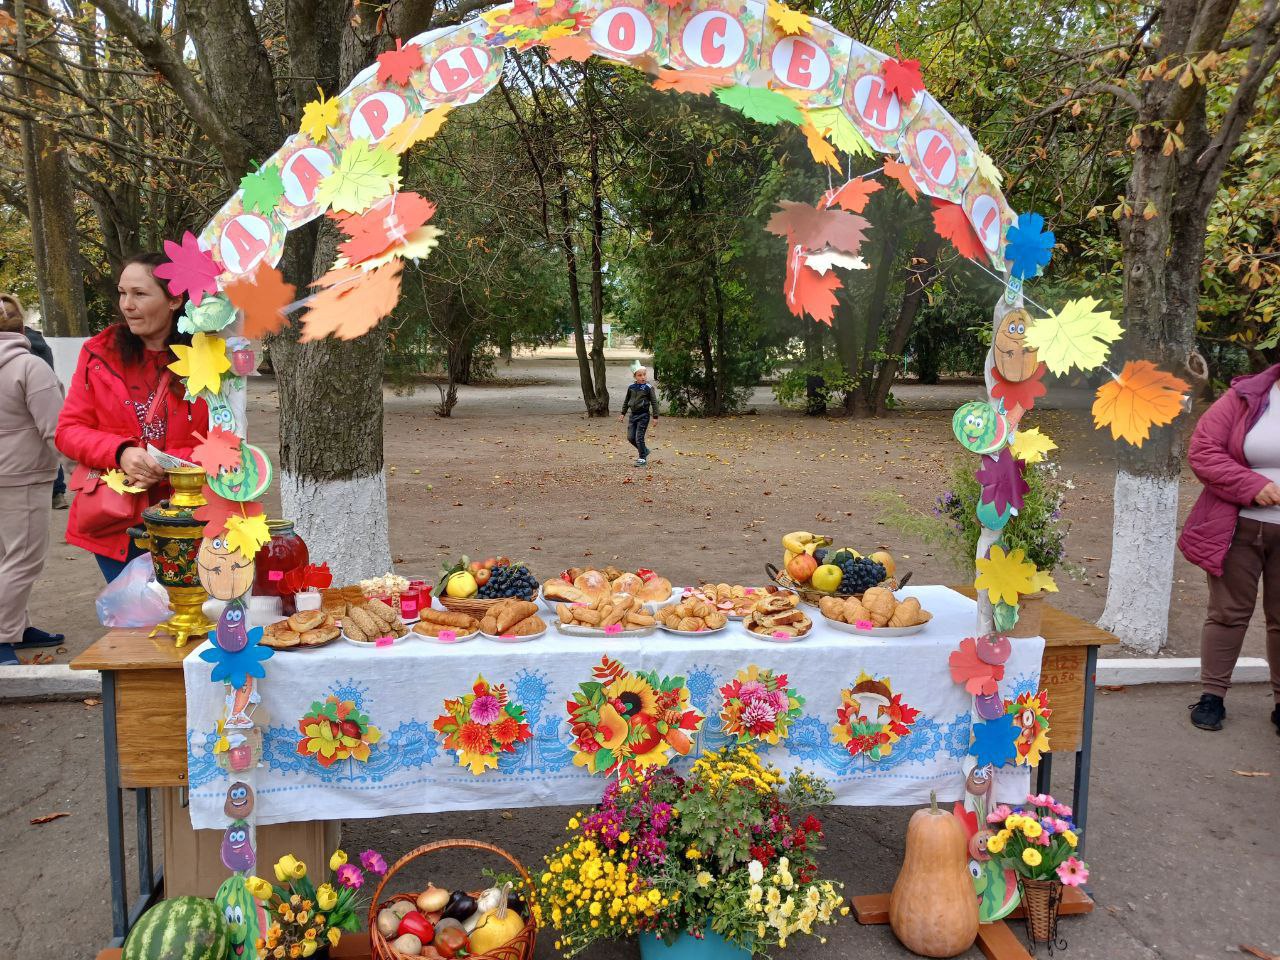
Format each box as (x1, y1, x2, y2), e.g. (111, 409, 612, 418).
(533, 745, 847, 957)
(985, 794, 1089, 886)
(247, 848, 387, 958)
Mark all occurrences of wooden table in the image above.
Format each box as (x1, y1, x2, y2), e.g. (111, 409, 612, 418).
(73, 596, 1113, 951)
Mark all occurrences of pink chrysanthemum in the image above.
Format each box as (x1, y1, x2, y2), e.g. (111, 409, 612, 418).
(336, 864, 365, 889)
(742, 700, 778, 734)
(469, 694, 502, 725)
(768, 689, 789, 713)
(737, 681, 767, 702)
(986, 804, 1012, 825)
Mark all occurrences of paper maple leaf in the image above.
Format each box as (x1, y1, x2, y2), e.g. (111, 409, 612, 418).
(1025, 297, 1123, 376)
(948, 637, 1004, 696)
(299, 91, 340, 143)
(974, 544, 1036, 606)
(975, 448, 1030, 514)
(768, 0, 813, 35)
(169, 332, 231, 397)
(881, 56, 925, 102)
(652, 67, 733, 96)
(101, 469, 144, 496)
(882, 157, 920, 201)
(194, 486, 263, 537)
(1029, 569, 1059, 593)
(376, 38, 424, 86)
(299, 261, 403, 342)
(1092, 359, 1189, 446)
(192, 427, 243, 475)
(224, 262, 297, 340)
(975, 149, 1003, 185)
(225, 512, 271, 558)
(154, 232, 220, 306)
(240, 164, 285, 215)
(822, 177, 883, 214)
(315, 139, 401, 215)
(1009, 426, 1057, 465)
(990, 362, 1048, 414)
(335, 192, 437, 266)
(806, 106, 874, 158)
(931, 199, 985, 260)
(545, 33, 594, 63)
(715, 85, 805, 126)
(766, 201, 870, 255)
(383, 105, 453, 155)
(784, 249, 841, 325)
(801, 123, 841, 171)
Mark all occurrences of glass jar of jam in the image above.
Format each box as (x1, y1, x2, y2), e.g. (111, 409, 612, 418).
(252, 519, 309, 615)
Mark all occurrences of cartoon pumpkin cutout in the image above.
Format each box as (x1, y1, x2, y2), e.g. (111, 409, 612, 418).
(198, 535, 255, 601)
(993, 309, 1039, 382)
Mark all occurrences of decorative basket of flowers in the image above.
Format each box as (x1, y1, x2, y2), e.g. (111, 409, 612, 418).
(533, 745, 847, 958)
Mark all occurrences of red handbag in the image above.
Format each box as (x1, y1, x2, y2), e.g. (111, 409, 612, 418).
(69, 370, 172, 539)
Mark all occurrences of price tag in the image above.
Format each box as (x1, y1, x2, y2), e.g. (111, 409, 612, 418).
(375, 635, 394, 648)
(437, 630, 457, 643)
(605, 623, 623, 635)
(267, 569, 284, 581)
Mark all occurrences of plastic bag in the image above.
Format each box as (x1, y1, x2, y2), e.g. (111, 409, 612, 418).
(96, 554, 172, 627)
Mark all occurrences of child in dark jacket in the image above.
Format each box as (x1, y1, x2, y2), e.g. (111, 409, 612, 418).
(619, 367, 659, 466)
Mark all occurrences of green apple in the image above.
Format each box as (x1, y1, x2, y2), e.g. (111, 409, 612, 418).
(811, 564, 843, 593)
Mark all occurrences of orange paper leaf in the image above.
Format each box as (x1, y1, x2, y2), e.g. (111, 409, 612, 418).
(193, 486, 264, 538)
(883, 157, 920, 202)
(784, 249, 841, 325)
(801, 123, 841, 171)
(299, 261, 404, 342)
(1092, 359, 1189, 446)
(931, 198, 985, 260)
(335, 192, 437, 266)
(223, 262, 296, 339)
(766, 201, 870, 255)
(651, 67, 734, 95)
(822, 177, 882, 213)
(545, 34, 594, 63)
(192, 427, 243, 475)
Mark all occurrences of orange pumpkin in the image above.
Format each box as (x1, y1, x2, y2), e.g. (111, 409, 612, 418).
(786, 553, 819, 583)
(889, 792, 979, 957)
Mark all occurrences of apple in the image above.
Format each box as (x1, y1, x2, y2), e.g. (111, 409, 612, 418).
(475, 568, 492, 586)
(495, 556, 511, 567)
(482, 557, 497, 569)
(810, 564, 843, 593)
(470, 561, 484, 573)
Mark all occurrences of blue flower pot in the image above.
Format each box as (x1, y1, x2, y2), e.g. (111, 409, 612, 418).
(639, 926, 752, 960)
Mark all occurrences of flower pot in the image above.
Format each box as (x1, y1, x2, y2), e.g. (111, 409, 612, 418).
(639, 926, 752, 960)
(1008, 591, 1047, 639)
(1018, 876, 1065, 948)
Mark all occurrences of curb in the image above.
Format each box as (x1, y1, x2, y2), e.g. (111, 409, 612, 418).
(1097, 657, 1268, 686)
(0, 664, 101, 702)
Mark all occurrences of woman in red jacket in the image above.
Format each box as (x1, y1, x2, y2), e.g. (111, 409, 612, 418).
(56, 253, 209, 582)
(1178, 364, 1280, 733)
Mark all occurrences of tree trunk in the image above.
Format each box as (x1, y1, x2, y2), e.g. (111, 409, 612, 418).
(696, 307, 717, 414)
(556, 176, 597, 412)
(871, 234, 942, 414)
(710, 252, 728, 417)
(585, 102, 609, 417)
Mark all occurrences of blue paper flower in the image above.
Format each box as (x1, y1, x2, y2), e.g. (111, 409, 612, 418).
(200, 626, 273, 688)
(971, 712, 1018, 768)
(1004, 212, 1055, 280)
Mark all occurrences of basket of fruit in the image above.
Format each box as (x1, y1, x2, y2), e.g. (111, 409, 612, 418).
(435, 556, 540, 617)
(769, 531, 901, 605)
(369, 839, 536, 960)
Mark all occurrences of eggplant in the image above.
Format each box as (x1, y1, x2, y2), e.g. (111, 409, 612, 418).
(506, 891, 526, 917)
(441, 891, 478, 924)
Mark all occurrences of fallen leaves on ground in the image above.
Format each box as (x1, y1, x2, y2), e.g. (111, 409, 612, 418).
(30, 813, 71, 825)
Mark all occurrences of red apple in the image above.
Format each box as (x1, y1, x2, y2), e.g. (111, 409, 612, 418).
(475, 568, 492, 586)
(470, 561, 484, 573)
(495, 556, 511, 567)
(482, 557, 497, 569)
(397, 911, 435, 944)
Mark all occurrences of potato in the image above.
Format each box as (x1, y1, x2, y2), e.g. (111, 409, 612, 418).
(391, 934, 422, 955)
(391, 900, 416, 919)
(376, 908, 401, 938)
(417, 884, 450, 913)
(419, 947, 444, 960)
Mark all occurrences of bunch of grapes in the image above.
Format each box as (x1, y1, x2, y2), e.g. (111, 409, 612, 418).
(835, 556, 887, 595)
(478, 563, 538, 600)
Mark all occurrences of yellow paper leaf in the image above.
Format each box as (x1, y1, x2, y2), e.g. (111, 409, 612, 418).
(169, 332, 232, 398)
(224, 512, 270, 558)
(101, 469, 145, 495)
(1092, 359, 1189, 446)
(801, 123, 841, 171)
(315, 140, 401, 215)
(1010, 426, 1057, 465)
(382, 105, 454, 155)
(1029, 569, 1059, 594)
(806, 106, 875, 158)
(975, 149, 1003, 185)
(974, 544, 1037, 606)
(1024, 297, 1123, 375)
(768, 0, 813, 35)
(299, 91, 340, 144)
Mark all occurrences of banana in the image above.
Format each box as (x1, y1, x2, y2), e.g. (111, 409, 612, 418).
(782, 531, 816, 554)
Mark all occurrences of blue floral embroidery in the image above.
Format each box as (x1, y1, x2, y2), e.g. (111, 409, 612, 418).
(1007, 673, 1039, 701)
(187, 729, 225, 790)
(944, 713, 975, 758)
(499, 669, 573, 774)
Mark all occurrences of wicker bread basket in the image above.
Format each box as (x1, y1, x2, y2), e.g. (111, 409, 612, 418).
(436, 595, 506, 617)
(765, 562, 907, 606)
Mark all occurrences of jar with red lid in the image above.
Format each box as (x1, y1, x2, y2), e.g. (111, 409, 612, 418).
(252, 519, 309, 615)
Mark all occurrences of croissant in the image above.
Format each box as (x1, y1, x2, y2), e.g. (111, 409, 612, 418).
(704, 611, 728, 630)
(819, 597, 844, 620)
(678, 617, 702, 632)
(841, 597, 871, 624)
(888, 597, 922, 628)
(861, 587, 896, 627)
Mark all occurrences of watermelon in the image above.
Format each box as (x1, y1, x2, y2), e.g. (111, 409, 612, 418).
(122, 896, 230, 960)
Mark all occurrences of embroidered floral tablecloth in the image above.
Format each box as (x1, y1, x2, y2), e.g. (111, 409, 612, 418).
(183, 585, 1043, 828)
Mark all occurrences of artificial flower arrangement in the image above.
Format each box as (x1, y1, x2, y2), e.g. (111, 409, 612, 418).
(247, 848, 387, 958)
(984, 793, 1089, 887)
(533, 745, 847, 957)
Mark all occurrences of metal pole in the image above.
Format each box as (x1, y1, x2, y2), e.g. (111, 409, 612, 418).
(102, 671, 128, 945)
(1072, 645, 1098, 857)
(137, 787, 154, 899)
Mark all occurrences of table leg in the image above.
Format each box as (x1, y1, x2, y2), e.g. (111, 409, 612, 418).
(102, 671, 128, 947)
(1035, 753, 1053, 796)
(1072, 645, 1098, 857)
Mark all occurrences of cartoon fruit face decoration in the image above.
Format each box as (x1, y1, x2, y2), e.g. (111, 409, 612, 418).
(216, 599, 250, 652)
(964, 762, 995, 798)
(786, 552, 819, 583)
(975, 633, 1012, 666)
(207, 441, 273, 502)
(198, 536, 255, 601)
(220, 819, 255, 872)
(216, 875, 269, 958)
(224, 780, 254, 818)
(992, 308, 1039, 382)
(952, 400, 1010, 455)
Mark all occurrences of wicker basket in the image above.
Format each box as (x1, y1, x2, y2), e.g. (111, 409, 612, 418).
(764, 563, 907, 606)
(368, 839, 536, 960)
(436, 595, 505, 617)
(1018, 876, 1064, 947)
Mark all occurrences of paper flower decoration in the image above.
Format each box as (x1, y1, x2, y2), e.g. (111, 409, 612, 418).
(831, 671, 919, 761)
(1024, 297, 1123, 376)
(101, 468, 144, 495)
(768, 0, 813, 35)
(240, 164, 285, 215)
(1006, 690, 1051, 766)
(975, 448, 1030, 514)
(566, 656, 703, 779)
(433, 675, 533, 774)
(315, 139, 401, 215)
(1092, 359, 1189, 446)
(1009, 426, 1057, 465)
(199, 626, 273, 689)
(296, 696, 381, 767)
(714, 85, 805, 126)
(718, 666, 805, 745)
(225, 512, 271, 558)
(974, 545, 1037, 606)
(178, 293, 237, 335)
(948, 637, 1005, 696)
(971, 713, 1018, 768)
(169, 332, 232, 398)
(154, 231, 220, 306)
(223, 262, 296, 340)
(299, 90, 340, 143)
(1003, 212, 1055, 280)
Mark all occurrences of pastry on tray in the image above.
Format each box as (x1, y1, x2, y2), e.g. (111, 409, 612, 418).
(544, 566, 673, 605)
(480, 599, 545, 637)
(340, 596, 408, 643)
(744, 591, 813, 639)
(657, 598, 729, 633)
(819, 588, 931, 629)
(411, 607, 480, 638)
(684, 583, 762, 618)
(555, 594, 656, 631)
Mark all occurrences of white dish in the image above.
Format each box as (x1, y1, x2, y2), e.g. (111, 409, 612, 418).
(410, 626, 479, 644)
(342, 629, 405, 648)
(482, 626, 548, 643)
(746, 626, 813, 644)
(657, 623, 729, 637)
(821, 616, 928, 638)
(541, 587, 675, 614)
(554, 622, 658, 639)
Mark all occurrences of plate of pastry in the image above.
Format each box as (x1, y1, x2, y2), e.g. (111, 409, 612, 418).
(260, 610, 341, 650)
(744, 591, 813, 642)
(338, 597, 409, 646)
(656, 598, 730, 636)
(554, 594, 658, 637)
(480, 599, 547, 643)
(818, 588, 932, 637)
(541, 566, 676, 613)
(681, 584, 769, 620)
(411, 608, 481, 644)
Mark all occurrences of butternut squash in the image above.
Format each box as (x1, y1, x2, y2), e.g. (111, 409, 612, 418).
(889, 791, 979, 957)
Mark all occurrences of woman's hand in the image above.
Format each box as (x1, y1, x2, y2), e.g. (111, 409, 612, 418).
(120, 446, 165, 489)
(1255, 481, 1280, 507)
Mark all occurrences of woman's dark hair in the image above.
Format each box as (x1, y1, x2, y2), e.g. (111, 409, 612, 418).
(114, 251, 193, 373)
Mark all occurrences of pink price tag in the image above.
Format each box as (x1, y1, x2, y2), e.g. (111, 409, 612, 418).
(437, 630, 457, 643)
(855, 620, 875, 631)
(771, 631, 789, 640)
(605, 623, 623, 635)
(569, 602, 586, 608)
(500, 633, 517, 641)
(267, 569, 283, 581)
(745, 588, 756, 595)
(375, 635, 394, 647)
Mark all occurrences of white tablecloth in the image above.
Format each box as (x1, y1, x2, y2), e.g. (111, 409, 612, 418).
(184, 586, 1044, 828)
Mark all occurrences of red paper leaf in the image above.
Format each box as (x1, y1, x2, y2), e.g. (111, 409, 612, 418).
(881, 56, 924, 102)
(545, 34, 595, 63)
(193, 486, 264, 538)
(299, 261, 403, 342)
(223, 262, 296, 340)
(376, 38, 424, 86)
(191, 426, 243, 475)
(991, 362, 1048, 413)
(766, 200, 870, 256)
(882, 158, 920, 202)
(652, 0, 685, 8)
(335, 192, 437, 266)
(948, 637, 1004, 696)
(652, 67, 734, 95)
(784, 248, 841, 325)
(931, 198, 985, 260)
(822, 177, 882, 214)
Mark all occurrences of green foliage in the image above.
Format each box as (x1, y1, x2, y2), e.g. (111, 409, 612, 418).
(772, 357, 858, 410)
